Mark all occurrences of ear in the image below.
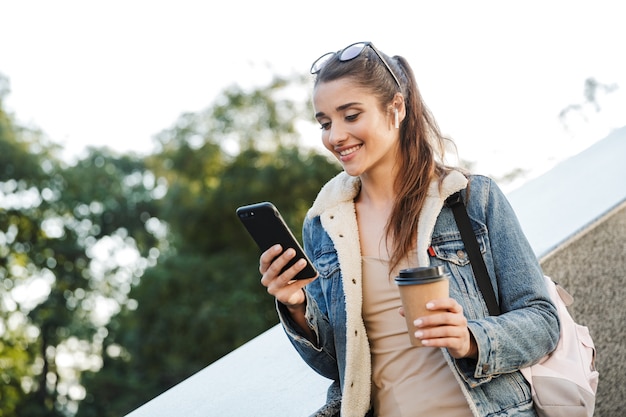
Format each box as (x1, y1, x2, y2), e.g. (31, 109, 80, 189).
(389, 93, 406, 128)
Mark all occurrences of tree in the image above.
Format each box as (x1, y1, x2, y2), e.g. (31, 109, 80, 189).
(0, 74, 58, 416)
(77, 75, 340, 416)
(1, 73, 165, 416)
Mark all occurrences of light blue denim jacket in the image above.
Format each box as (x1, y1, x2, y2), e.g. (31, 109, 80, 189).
(278, 172, 560, 417)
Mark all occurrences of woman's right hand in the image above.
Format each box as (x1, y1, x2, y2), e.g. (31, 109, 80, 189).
(259, 244, 317, 308)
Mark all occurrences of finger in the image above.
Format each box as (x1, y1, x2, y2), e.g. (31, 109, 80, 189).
(278, 257, 308, 284)
(416, 326, 473, 357)
(260, 247, 291, 288)
(268, 273, 316, 306)
(425, 297, 463, 313)
(262, 251, 308, 289)
(414, 309, 466, 329)
(259, 244, 283, 274)
(265, 247, 298, 279)
(416, 322, 467, 339)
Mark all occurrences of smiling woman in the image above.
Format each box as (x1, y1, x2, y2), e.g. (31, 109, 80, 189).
(257, 41, 561, 417)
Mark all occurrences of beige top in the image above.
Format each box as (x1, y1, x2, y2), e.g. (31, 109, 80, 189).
(361, 255, 473, 417)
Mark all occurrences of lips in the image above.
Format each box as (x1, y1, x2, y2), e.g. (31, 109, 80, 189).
(338, 144, 362, 157)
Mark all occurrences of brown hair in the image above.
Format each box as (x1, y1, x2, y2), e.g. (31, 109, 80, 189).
(313, 45, 452, 271)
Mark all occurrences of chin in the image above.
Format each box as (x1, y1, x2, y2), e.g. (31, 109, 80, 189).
(341, 166, 364, 177)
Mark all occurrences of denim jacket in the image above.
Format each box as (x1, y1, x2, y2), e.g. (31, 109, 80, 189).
(278, 170, 560, 417)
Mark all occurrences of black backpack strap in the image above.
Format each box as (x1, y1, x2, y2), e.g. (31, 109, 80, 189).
(446, 191, 501, 316)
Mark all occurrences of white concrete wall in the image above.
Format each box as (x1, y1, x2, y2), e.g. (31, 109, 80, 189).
(125, 325, 330, 417)
(507, 125, 626, 259)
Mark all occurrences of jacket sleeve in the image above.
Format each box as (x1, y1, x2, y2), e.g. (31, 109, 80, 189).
(275, 216, 340, 382)
(455, 176, 560, 385)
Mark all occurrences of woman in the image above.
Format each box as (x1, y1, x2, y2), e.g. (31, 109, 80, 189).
(259, 41, 559, 417)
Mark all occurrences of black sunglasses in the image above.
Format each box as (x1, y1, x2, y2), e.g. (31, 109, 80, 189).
(310, 41, 401, 89)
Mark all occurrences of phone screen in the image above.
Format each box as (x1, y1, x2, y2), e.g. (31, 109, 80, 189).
(236, 202, 318, 280)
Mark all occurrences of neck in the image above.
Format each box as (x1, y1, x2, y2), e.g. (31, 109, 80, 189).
(356, 171, 396, 208)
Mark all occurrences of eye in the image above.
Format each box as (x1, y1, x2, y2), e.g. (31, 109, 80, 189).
(319, 121, 331, 130)
(345, 112, 360, 122)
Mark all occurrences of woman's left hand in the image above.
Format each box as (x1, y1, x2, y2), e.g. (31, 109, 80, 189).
(406, 298, 478, 359)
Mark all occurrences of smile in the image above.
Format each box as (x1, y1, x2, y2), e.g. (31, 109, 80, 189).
(339, 145, 362, 156)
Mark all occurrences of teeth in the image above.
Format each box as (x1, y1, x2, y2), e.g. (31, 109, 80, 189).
(340, 145, 361, 156)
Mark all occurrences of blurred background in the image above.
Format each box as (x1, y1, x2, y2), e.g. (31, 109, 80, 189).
(1, 1, 624, 416)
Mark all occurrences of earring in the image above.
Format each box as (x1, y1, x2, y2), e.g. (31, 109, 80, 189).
(394, 108, 399, 129)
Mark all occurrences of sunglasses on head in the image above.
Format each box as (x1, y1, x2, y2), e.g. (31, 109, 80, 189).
(310, 41, 401, 89)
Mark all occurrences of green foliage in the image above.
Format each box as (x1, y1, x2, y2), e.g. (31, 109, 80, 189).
(0, 97, 45, 184)
(76, 76, 339, 416)
(1, 72, 165, 415)
(0, 315, 38, 417)
(0, 70, 339, 416)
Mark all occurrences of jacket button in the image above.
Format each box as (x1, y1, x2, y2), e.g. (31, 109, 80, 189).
(457, 250, 466, 259)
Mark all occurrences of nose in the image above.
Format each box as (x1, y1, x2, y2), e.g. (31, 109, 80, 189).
(327, 123, 348, 147)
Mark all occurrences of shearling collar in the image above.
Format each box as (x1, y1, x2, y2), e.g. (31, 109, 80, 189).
(305, 169, 468, 416)
(308, 170, 468, 265)
(308, 170, 468, 233)
(307, 171, 362, 219)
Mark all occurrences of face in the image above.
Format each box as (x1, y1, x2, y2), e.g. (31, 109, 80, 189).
(313, 78, 400, 178)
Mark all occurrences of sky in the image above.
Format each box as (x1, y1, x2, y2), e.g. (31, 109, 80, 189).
(2, 0, 625, 189)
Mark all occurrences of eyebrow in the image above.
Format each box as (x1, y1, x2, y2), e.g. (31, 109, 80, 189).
(315, 102, 363, 119)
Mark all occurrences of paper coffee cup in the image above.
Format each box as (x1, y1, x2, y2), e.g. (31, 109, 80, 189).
(395, 266, 450, 347)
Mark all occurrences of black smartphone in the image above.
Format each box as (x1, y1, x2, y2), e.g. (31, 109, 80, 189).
(236, 202, 318, 280)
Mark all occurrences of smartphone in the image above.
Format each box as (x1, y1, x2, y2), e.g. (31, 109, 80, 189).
(236, 202, 318, 280)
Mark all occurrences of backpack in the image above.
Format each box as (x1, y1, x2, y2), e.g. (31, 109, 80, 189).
(519, 276, 598, 417)
(446, 192, 599, 417)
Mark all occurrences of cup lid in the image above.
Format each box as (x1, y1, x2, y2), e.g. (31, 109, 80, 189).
(398, 265, 447, 278)
(395, 265, 449, 284)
